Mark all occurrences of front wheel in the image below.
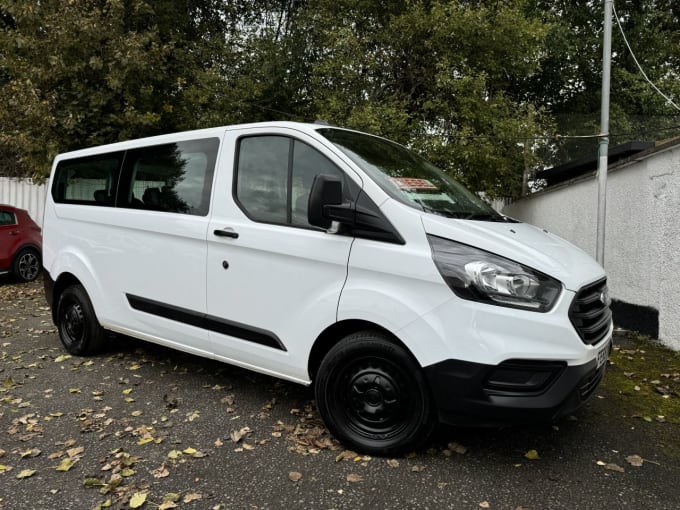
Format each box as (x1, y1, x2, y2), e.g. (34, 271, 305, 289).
(56, 285, 107, 355)
(315, 331, 435, 456)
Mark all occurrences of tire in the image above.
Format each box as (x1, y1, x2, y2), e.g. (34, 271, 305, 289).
(56, 285, 107, 355)
(315, 331, 436, 456)
(12, 248, 41, 283)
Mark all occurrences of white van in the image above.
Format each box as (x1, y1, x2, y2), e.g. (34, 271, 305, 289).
(43, 122, 612, 455)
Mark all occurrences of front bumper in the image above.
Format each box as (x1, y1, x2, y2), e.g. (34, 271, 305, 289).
(424, 352, 608, 426)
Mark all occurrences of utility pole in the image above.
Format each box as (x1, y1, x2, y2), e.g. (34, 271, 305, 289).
(596, 0, 613, 266)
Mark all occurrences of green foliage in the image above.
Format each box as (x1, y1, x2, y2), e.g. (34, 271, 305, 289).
(528, 0, 680, 165)
(2, 1, 679, 197)
(0, 0, 229, 180)
(244, 0, 553, 197)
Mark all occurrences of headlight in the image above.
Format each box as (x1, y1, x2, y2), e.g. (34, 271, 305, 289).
(427, 235, 562, 312)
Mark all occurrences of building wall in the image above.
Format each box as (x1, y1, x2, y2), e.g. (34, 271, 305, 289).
(504, 144, 680, 350)
(0, 177, 47, 226)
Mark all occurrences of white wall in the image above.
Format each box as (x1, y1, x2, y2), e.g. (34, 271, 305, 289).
(504, 143, 680, 350)
(0, 177, 47, 226)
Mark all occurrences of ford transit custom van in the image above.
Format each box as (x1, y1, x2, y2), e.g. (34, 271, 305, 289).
(43, 122, 612, 455)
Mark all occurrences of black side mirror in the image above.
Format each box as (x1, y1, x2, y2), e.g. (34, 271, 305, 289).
(308, 174, 356, 229)
(308, 174, 343, 229)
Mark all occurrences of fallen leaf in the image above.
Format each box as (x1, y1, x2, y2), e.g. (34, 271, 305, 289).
(16, 469, 36, 479)
(346, 473, 363, 483)
(604, 463, 625, 473)
(54, 354, 71, 363)
(289, 471, 303, 482)
(524, 449, 540, 460)
(152, 465, 170, 478)
(411, 464, 425, 472)
(55, 458, 76, 471)
(479, 502, 490, 508)
(19, 448, 41, 458)
(446, 442, 468, 455)
(230, 426, 251, 443)
(83, 477, 105, 488)
(167, 450, 182, 459)
(386, 459, 399, 468)
(67, 446, 84, 458)
(129, 491, 147, 508)
(335, 450, 357, 462)
(626, 455, 644, 467)
(183, 493, 202, 503)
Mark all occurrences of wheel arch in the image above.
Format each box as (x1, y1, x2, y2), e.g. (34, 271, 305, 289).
(51, 272, 84, 324)
(307, 319, 418, 381)
(12, 243, 41, 261)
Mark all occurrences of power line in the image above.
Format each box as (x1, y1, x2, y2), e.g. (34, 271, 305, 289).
(613, 2, 680, 112)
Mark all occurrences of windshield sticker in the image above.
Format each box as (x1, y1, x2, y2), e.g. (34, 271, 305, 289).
(390, 177, 439, 191)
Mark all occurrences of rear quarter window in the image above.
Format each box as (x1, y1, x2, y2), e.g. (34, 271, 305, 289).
(51, 152, 124, 206)
(0, 210, 17, 225)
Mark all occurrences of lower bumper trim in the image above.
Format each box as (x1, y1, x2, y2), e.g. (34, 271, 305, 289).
(424, 357, 605, 426)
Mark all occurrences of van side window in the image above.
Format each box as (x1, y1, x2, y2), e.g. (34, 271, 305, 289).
(120, 138, 219, 216)
(51, 152, 124, 206)
(235, 135, 346, 227)
(235, 136, 290, 223)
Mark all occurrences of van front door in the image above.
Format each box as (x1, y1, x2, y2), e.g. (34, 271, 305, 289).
(206, 129, 358, 383)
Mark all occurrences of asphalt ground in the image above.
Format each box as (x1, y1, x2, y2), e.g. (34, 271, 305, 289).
(1, 277, 679, 510)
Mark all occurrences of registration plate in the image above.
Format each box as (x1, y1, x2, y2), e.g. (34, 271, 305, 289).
(596, 339, 611, 368)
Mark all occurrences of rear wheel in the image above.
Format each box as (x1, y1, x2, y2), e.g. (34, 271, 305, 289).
(56, 285, 107, 355)
(315, 331, 435, 456)
(12, 248, 41, 283)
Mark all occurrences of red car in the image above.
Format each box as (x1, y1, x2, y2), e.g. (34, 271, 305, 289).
(0, 204, 42, 282)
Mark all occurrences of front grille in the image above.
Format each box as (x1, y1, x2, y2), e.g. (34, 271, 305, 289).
(569, 278, 612, 345)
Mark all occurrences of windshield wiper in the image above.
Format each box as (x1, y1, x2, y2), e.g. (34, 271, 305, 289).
(464, 212, 507, 222)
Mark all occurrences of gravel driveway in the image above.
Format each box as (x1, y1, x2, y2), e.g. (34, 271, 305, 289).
(1, 277, 679, 509)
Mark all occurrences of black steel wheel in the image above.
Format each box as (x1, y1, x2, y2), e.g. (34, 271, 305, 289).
(56, 285, 107, 355)
(315, 331, 435, 456)
(12, 248, 41, 283)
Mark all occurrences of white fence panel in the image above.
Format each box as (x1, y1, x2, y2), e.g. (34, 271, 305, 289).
(0, 177, 47, 226)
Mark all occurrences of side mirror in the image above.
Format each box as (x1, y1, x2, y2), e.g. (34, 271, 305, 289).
(308, 174, 353, 229)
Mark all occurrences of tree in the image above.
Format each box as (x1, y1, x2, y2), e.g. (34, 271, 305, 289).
(239, 0, 554, 198)
(527, 1, 680, 166)
(0, 0, 230, 180)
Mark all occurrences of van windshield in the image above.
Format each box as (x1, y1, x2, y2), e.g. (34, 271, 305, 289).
(318, 128, 506, 221)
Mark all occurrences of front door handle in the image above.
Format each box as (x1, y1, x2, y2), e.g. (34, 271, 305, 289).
(9, 230, 20, 236)
(213, 228, 239, 239)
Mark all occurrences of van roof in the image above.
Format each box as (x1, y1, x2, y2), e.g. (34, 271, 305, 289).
(53, 121, 339, 160)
